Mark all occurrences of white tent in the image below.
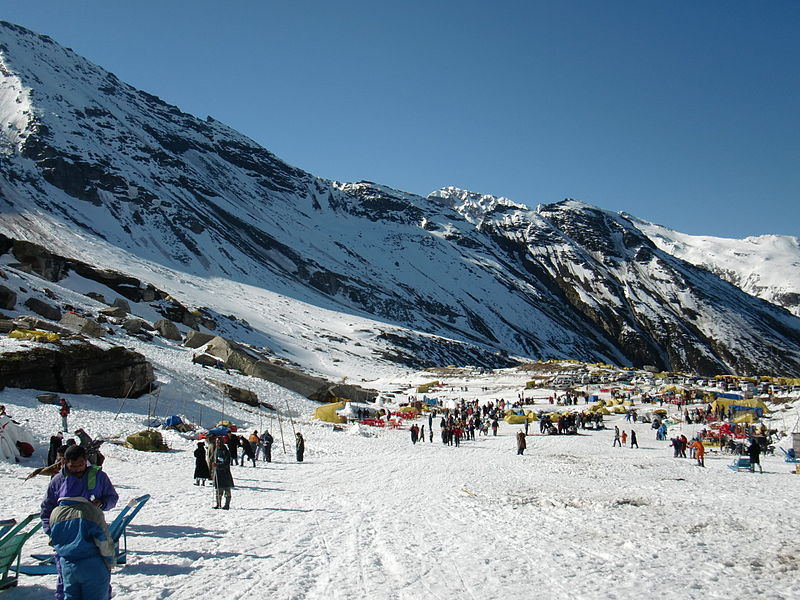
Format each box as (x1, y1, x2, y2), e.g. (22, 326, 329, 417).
(336, 401, 381, 419)
(0, 415, 36, 462)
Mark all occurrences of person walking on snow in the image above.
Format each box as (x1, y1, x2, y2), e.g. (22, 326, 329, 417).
(516, 430, 527, 455)
(295, 432, 305, 462)
(58, 398, 71, 433)
(211, 438, 234, 509)
(260, 430, 274, 463)
(193, 441, 210, 485)
(613, 426, 621, 447)
(688, 438, 705, 467)
(748, 439, 763, 473)
(630, 430, 638, 448)
(240, 436, 256, 467)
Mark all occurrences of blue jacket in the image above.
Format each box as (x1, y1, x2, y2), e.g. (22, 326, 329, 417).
(41, 465, 118, 535)
(49, 497, 115, 568)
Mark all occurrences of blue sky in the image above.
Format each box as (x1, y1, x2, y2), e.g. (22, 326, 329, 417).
(3, 1, 798, 238)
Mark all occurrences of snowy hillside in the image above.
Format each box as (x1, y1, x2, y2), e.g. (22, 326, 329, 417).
(1, 20, 800, 377)
(633, 217, 800, 317)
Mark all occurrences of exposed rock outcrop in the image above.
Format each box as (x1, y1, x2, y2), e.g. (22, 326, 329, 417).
(184, 330, 215, 348)
(60, 312, 108, 337)
(203, 336, 378, 403)
(206, 378, 261, 408)
(154, 319, 182, 341)
(0, 342, 155, 397)
(0, 285, 16, 310)
(23, 298, 62, 321)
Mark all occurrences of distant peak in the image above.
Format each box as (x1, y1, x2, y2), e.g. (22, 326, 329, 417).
(428, 187, 527, 224)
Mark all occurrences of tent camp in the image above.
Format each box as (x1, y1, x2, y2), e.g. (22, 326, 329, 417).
(0, 416, 36, 462)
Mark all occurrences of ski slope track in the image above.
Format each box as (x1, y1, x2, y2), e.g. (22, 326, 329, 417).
(1, 20, 800, 377)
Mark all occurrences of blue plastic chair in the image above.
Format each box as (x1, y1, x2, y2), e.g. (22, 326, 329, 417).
(18, 494, 151, 576)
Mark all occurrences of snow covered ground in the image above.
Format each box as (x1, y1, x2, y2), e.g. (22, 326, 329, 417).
(2, 360, 799, 600)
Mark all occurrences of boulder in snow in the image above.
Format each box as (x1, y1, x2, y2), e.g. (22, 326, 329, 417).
(24, 297, 62, 321)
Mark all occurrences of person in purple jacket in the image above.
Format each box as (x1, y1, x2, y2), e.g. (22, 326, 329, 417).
(40, 445, 118, 600)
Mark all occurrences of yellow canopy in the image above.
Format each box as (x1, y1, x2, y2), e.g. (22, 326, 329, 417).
(313, 401, 347, 423)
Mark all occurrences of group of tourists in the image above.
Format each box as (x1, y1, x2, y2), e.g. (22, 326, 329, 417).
(192, 429, 306, 510)
(612, 425, 639, 448)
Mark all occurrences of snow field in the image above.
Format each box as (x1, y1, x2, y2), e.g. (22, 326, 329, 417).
(2, 378, 799, 600)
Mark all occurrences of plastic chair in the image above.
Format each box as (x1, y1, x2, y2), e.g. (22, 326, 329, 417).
(0, 514, 42, 589)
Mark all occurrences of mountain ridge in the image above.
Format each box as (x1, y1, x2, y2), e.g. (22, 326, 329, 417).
(1, 21, 799, 377)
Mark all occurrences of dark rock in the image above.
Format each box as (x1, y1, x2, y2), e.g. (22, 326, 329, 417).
(154, 319, 182, 341)
(0, 284, 16, 310)
(206, 378, 259, 407)
(203, 336, 378, 403)
(0, 343, 154, 398)
(85, 292, 107, 304)
(25, 298, 61, 321)
(192, 353, 220, 367)
(23, 297, 62, 321)
(99, 305, 127, 318)
(123, 317, 152, 334)
(111, 298, 131, 313)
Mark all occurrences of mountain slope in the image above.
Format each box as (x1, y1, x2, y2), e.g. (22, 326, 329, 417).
(631, 217, 800, 317)
(1, 21, 799, 377)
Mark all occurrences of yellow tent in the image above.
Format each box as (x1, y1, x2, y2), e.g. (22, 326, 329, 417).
(9, 329, 59, 342)
(504, 414, 528, 424)
(313, 401, 347, 424)
(416, 381, 439, 394)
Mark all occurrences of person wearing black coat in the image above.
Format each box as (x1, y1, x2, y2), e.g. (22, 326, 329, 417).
(240, 438, 256, 467)
(226, 433, 240, 466)
(212, 438, 234, 509)
(194, 442, 211, 485)
(295, 432, 305, 462)
(260, 431, 274, 463)
(47, 433, 63, 466)
(748, 439, 763, 473)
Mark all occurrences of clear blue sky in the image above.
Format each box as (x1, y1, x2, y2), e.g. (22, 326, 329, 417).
(4, 1, 798, 238)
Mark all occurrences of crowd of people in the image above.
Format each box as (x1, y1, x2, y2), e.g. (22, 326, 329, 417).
(194, 429, 306, 508)
(6, 377, 784, 600)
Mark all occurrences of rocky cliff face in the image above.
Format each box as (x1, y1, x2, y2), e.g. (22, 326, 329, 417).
(1, 21, 799, 376)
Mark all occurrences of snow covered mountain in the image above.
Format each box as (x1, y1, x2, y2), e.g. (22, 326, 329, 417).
(630, 218, 800, 318)
(1, 21, 799, 377)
